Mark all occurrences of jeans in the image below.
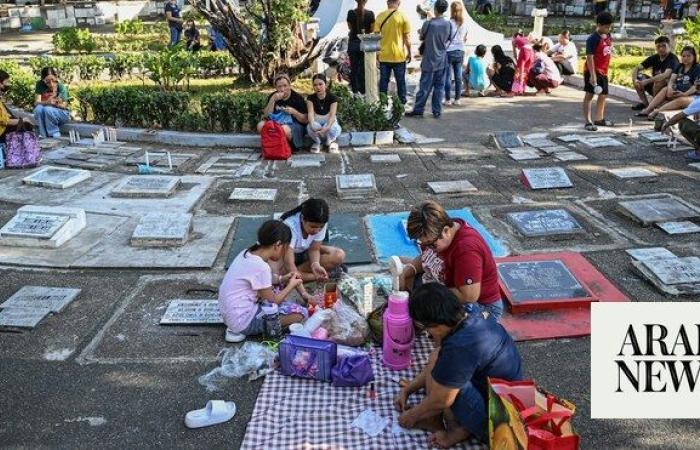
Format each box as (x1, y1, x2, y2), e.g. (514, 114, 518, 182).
(348, 50, 366, 94)
(481, 299, 504, 322)
(169, 26, 181, 46)
(412, 68, 445, 116)
(379, 62, 407, 104)
(307, 118, 342, 145)
(444, 50, 464, 101)
(33, 104, 70, 138)
(450, 381, 488, 443)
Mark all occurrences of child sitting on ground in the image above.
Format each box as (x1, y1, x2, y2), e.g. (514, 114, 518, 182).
(464, 44, 488, 96)
(218, 220, 309, 343)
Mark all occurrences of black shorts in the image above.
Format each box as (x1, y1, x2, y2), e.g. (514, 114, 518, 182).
(584, 72, 609, 96)
(637, 74, 654, 96)
(294, 250, 309, 266)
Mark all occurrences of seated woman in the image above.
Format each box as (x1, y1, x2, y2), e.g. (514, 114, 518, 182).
(549, 29, 578, 76)
(0, 70, 33, 143)
(641, 46, 700, 120)
(257, 73, 308, 150)
(487, 45, 516, 97)
(528, 42, 563, 94)
(389, 200, 504, 321)
(306, 74, 341, 154)
(33, 67, 70, 139)
(184, 20, 201, 52)
(275, 198, 346, 283)
(395, 283, 523, 448)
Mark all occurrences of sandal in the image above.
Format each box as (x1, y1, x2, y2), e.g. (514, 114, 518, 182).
(635, 112, 648, 117)
(584, 122, 598, 131)
(594, 119, 614, 127)
(631, 103, 647, 110)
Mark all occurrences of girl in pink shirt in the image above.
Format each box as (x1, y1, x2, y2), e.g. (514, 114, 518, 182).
(513, 36, 534, 92)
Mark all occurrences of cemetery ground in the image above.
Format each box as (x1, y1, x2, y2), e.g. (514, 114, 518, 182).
(2, 84, 700, 449)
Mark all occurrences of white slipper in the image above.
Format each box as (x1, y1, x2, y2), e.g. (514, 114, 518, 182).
(185, 400, 236, 429)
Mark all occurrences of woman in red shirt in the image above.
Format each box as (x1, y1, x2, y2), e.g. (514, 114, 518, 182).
(390, 201, 504, 320)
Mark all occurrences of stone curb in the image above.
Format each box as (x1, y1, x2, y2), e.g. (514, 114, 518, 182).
(562, 74, 640, 103)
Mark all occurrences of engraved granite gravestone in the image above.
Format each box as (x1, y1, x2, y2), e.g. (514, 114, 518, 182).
(642, 257, 700, 285)
(507, 209, 584, 237)
(656, 221, 700, 235)
(427, 180, 477, 194)
(521, 167, 573, 190)
(1, 213, 69, 239)
(0, 307, 51, 328)
(159, 299, 224, 324)
(508, 150, 542, 161)
(554, 152, 588, 161)
(608, 167, 657, 179)
(580, 137, 625, 148)
(131, 213, 193, 247)
(289, 154, 325, 168)
(111, 176, 180, 198)
(639, 131, 668, 142)
(1, 286, 81, 313)
(23, 167, 91, 189)
(229, 188, 278, 202)
(0, 206, 86, 248)
(539, 145, 572, 154)
(618, 197, 699, 226)
(336, 173, 378, 199)
(494, 131, 524, 149)
(498, 260, 590, 301)
(370, 154, 401, 163)
(625, 247, 677, 262)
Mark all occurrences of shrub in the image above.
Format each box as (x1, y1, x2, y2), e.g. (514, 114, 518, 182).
(200, 91, 267, 132)
(74, 55, 107, 81)
(172, 110, 209, 132)
(28, 56, 77, 82)
(196, 51, 236, 77)
(144, 45, 198, 90)
(52, 27, 98, 54)
(332, 84, 403, 131)
(106, 53, 146, 79)
(115, 19, 145, 35)
(0, 60, 35, 109)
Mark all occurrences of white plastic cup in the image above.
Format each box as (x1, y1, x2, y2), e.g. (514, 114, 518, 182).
(303, 308, 331, 334)
(289, 323, 311, 337)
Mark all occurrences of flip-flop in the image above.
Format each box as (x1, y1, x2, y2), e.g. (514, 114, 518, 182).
(631, 103, 647, 110)
(594, 119, 615, 127)
(584, 123, 598, 131)
(185, 400, 236, 429)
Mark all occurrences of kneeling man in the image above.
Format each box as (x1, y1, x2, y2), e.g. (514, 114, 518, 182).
(395, 283, 523, 448)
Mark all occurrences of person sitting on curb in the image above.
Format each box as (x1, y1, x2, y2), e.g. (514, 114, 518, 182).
(641, 46, 700, 120)
(631, 36, 679, 111)
(257, 73, 308, 151)
(549, 29, 578, 76)
(33, 67, 70, 139)
(395, 283, 523, 448)
(389, 200, 504, 321)
(661, 95, 700, 161)
(306, 74, 341, 154)
(0, 70, 34, 144)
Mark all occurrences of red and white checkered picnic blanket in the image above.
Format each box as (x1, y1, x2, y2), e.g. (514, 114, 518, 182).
(241, 334, 487, 450)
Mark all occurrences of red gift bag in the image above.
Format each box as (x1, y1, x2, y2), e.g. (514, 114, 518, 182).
(488, 378, 580, 450)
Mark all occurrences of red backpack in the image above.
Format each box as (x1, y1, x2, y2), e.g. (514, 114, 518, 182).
(260, 120, 292, 160)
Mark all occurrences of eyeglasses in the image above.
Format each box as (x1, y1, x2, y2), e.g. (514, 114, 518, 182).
(416, 234, 441, 249)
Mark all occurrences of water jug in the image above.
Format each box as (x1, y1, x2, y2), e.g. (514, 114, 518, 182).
(382, 291, 414, 370)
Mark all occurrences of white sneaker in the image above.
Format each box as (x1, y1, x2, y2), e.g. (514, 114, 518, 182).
(453, 99, 461, 106)
(446, 100, 454, 106)
(328, 142, 339, 154)
(225, 329, 245, 343)
(310, 143, 321, 154)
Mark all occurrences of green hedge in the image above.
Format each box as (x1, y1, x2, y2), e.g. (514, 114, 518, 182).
(0, 60, 36, 110)
(200, 91, 268, 132)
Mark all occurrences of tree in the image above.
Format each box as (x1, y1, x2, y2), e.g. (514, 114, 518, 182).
(188, 0, 324, 83)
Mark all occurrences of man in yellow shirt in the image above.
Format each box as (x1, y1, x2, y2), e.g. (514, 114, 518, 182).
(374, 0, 412, 104)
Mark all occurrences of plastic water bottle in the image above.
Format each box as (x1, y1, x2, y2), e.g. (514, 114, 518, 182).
(594, 85, 603, 95)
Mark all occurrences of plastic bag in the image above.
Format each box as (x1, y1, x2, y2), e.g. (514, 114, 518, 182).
(337, 275, 363, 311)
(327, 298, 370, 346)
(331, 354, 374, 387)
(198, 342, 277, 392)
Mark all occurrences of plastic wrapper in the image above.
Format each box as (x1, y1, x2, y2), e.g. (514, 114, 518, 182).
(198, 342, 277, 392)
(327, 298, 370, 346)
(372, 275, 394, 296)
(337, 275, 363, 311)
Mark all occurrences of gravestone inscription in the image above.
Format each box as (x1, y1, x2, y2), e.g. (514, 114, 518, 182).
(498, 260, 590, 301)
(625, 247, 677, 262)
(1, 213, 69, 239)
(656, 221, 700, 235)
(507, 209, 584, 237)
(427, 180, 477, 194)
(1, 286, 81, 313)
(642, 257, 700, 285)
(618, 197, 699, 226)
(0, 307, 50, 328)
(229, 188, 278, 202)
(160, 299, 224, 324)
(521, 167, 573, 190)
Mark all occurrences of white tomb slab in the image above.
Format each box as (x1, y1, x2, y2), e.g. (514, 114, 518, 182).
(626, 247, 677, 262)
(521, 167, 574, 190)
(370, 154, 401, 163)
(1, 286, 81, 313)
(22, 166, 91, 189)
(131, 213, 193, 247)
(539, 146, 572, 154)
(554, 152, 588, 161)
(229, 188, 278, 202)
(427, 180, 477, 194)
(336, 173, 378, 199)
(111, 176, 180, 198)
(641, 257, 700, 285)
(508, 151, 542, 161)
(608, 167, 657, 179)
(160, 299, 224, 324)
(288, 154, 325, 168)
(689, 162, 700, 170)
(618, 197, 700, 226)
(580, 137, 625, 148)
(656, 221, 700, 235)
(0, 307, 51, 329)
(0, 205, 86, 248)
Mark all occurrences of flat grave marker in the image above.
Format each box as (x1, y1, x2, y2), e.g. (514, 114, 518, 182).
(498, 260, 590, 303)
(521, 167, 573, 190)
(554, 151, 588, 161)
(0, 213, 68, 240)
(131, 213, 193, 247)
(639, 131, 668, 142)
(427, 180, 477, 194)
(370, 154, 401, 163)
(111, 176, 180, 198)
(656, 220, 700, 235)
(160, 299, 224, 324)
(508, 151, 542, 161)
(626, 247, 677, 262)
(229, 188, 278, 202)
(494, 131, 523, 149)
(22, 167, 91, 189)
(642, 257, 700, 285)
(1, 286, 81, 313)
(539, 145, 572, 155)
(618, 197, 699, 226)
(288, 154, 325, 168)
(525, 138, 558, 149)
(507, 209, 584, 237)
(0, 307, 51, 329)
(336, 173, 378, 199)
(608, 167, 657, 179)
(689, 162, 700, 170)
(580, 137, 625, 148)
